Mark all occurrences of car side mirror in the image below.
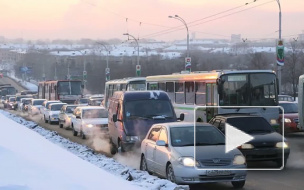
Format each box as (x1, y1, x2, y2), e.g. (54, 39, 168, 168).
(113, 114, 117, 122)
(156, 140, 167, 146)
(179, 113, 185, 121)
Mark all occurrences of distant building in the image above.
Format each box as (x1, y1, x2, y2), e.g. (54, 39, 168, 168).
(299, 31, 304, 41)
(231, 34, 241, 43)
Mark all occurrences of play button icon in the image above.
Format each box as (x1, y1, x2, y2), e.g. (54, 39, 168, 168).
(225, 123, 254, 153)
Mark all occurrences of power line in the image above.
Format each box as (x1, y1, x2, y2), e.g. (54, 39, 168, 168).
(142, 0, 275, 39)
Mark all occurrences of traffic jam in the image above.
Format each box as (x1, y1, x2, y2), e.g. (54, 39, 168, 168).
(0, 71, 303, 189)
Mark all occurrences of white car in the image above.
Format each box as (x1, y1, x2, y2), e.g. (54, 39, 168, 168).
(28, 99, 47, 116)
(140, 122, 247, 188)
(59, 105, 78, 129)
(44, 103, 67, 124)
(70, 106, 108, 139)
(41, 100, 61, 120)
(19, 98, 33, 112)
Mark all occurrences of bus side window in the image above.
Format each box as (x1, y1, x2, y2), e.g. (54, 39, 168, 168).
(175, 82, 185, 104)
(185, 82, 195, 105)
(206, 83, 212, 106)
(195, 82, 206, 105)
(159, 83, 166, 91)
(166, 82, 175, 102)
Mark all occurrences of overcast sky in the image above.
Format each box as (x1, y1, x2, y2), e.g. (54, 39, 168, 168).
(0, 0, 303, 41)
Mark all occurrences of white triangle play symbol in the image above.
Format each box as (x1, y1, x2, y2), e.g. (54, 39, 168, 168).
(225, 123, 254, 153)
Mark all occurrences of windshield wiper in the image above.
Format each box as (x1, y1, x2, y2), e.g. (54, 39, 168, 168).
(128, 115, 149, 120)
(213, 143, 225, 145)
(146, 115, 173, 119)
(247, 129, 271, 133)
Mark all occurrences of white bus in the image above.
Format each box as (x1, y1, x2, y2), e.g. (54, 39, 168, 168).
(104, 77, 146, 108)
(146, 70, 279, 128)
(298, 74, 304, 130)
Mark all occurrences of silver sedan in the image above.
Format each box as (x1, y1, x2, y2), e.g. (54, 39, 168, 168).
(140, 122, 247, 188)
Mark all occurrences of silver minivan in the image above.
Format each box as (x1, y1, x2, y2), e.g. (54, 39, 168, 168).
(140, 122, 247, 188)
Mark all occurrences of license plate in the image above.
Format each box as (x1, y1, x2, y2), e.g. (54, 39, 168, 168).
(206, 170, 231, 176)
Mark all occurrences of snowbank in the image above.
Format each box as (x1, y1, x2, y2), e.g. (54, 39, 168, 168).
(0, 110, 189, 190)
(0, 111, 144, 190)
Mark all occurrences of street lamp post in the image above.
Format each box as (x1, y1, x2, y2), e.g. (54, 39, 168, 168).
(169, 15, 191, 72)
(276, 0, 283, 94)
(123, 33, 141, 76)
(73, 50, 87, 87)
(96, 42, 110, 81)
(54, 51, 59, 80)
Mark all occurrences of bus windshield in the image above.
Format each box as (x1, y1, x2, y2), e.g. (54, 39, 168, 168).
(219, 73, 277, 106)
(58, 81, 82, 95)
(127, 81, 146, 91)
(0, 87, 16, 96)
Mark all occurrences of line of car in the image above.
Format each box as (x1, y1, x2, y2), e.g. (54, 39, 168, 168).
(1, 91, 293, 189)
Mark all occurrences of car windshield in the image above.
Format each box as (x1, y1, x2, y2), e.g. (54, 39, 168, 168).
(125, 100, 174, 119)
(227, 117, 275, 134)
(80, 99, 88, 103)
(170, 125, 225, 147)
(82, 109, 108, 119)
(46, 102, 60, 108)
(23, 100, 31, 104)
(279, 103, 298, 113)
(51, 104, 65, 111)
(66, 106, 77, 113)
(9, 98, 16, 102)
(33, 100, 45, 105)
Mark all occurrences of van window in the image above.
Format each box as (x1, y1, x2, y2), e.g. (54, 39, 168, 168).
(117, 102, 123, 120)
(124, 99, 174, 119)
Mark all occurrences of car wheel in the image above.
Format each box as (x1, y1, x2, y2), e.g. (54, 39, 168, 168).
(118, 140, 125, 153)
(72, 125, 78, 136)
(166, 164, 176, 183)
(44, 116, 48, 123)
(140, 155, 152, 175)
(231, 180, 245, 189)
(110, 139, 117, 155)
(80, 130, 86, 139)
(49, 117, 53, 125)
(275, 158, 287, 168)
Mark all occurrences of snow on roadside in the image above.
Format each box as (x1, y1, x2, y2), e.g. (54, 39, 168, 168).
(7, 73, 38, 91)
(0, 110, 189, 190)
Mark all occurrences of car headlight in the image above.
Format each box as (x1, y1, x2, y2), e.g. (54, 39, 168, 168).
(178, 157, 200, 167)
(284, 118, 292, 123)
(233, 155, 246, 165)
(126, 136, 139, 142)
(240, 143, 254, 149)
(270, 119, 278, 125)
(86, 124, 94, 128)
(276, 142, 288, 148)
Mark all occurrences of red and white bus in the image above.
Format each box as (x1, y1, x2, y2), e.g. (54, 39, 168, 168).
(38, 80, 83, 104)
